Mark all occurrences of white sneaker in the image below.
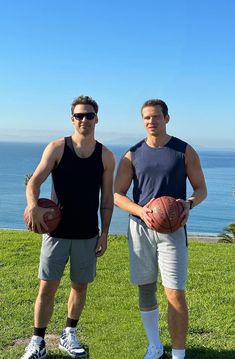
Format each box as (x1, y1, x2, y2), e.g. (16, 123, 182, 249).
(20, 336, 46, 359)
(59, 327, 87, 358)
(143, 344, 165, 359)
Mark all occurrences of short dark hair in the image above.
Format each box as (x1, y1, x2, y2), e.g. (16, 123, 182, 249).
(141, 99, 169, 117)
(71, 95, 99, 114)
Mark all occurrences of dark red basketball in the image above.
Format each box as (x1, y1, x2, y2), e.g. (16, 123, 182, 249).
(24, 198, 61, 234)
(147, 196, 184, 233)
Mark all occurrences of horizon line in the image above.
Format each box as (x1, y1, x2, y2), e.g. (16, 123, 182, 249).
(0, 139, 235, 151)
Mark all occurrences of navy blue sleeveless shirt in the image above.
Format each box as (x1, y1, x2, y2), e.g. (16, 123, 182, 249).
(130, 136, 187, 224)
(50, 136, 104, 239)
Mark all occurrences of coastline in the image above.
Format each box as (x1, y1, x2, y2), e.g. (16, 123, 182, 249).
(0, 228, 223, 243)
(188, 234, 222, 243)
(1, 144, 235, 236)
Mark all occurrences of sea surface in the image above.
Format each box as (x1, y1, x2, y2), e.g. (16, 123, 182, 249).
(0, 142, 235, 236)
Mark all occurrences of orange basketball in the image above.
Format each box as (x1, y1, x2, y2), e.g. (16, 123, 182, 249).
(147, 196, 184, 233)
(24, 198, 61, 234)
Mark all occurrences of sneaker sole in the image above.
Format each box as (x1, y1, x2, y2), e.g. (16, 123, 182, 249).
(21, 353, 46, 359)
(21, 355, 46, 359)
(143, 349, 165, 359)
(59, 344, 87, 358)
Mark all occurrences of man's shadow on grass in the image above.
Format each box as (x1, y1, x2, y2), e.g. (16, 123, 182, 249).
(40, 345, 235, 359)
(47, 344, 89, 358)
(47, 354, 89, 359)
(164, 346, 235, 359)
(44, 347, 235, 359)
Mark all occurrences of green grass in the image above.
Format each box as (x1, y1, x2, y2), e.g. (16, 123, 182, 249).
(0, 230, 234, 358)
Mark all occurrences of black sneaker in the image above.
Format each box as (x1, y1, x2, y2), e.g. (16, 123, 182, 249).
(20, 336, 46, 359)
(59, 327, 87, 358)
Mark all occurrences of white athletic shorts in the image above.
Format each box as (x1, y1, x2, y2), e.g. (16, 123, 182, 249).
(128, 218, 188, 289)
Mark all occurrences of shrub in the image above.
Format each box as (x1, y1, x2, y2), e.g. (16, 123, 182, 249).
(219, 222, 235, 243)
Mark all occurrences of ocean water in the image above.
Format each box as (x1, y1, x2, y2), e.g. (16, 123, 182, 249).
(0, 142, 235, 236)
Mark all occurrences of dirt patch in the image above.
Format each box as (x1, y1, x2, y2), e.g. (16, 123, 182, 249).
(14, 334, 59, 349)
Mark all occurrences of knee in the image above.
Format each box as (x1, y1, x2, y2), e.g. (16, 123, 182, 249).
(71, 282, 88, 294)
(138, 282, 157, 310)
(165, 288, 186, 308)
(38, 284, 57, 302)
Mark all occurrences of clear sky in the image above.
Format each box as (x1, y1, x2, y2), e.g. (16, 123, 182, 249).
(0, 0, 234, 148)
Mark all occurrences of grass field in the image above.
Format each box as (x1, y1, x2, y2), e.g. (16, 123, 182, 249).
(0, 229, 234, 359)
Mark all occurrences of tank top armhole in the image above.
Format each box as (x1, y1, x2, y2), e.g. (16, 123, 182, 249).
(53, 138, 67, 170)
(65, 136, 76, 155)
(95, 141, 104, 172)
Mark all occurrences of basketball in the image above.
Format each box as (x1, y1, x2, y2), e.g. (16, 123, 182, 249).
(147, 196, 184, 233)
(24, 198, 61, 234)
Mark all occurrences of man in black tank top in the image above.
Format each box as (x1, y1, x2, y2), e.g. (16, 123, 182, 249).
(21, 96, 115, 359)
(114, 99, 207, 359)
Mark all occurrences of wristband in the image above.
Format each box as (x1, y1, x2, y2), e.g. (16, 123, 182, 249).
(187, 199, 194, 210)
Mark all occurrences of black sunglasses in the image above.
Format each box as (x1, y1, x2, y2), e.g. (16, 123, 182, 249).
(73, 112, 96, 120)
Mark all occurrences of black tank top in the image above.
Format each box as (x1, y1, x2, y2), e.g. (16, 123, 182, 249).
(50, 136, 104, 239)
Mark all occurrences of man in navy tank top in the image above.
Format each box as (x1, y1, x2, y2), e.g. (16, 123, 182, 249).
(114, 99, 207, 359)
(21, 96, 115, 359)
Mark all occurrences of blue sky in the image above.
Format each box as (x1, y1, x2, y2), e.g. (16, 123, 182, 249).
(0, 0, 234, 148)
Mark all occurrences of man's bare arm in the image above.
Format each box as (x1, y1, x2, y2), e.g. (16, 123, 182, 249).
(185, 145, 207, 207)
(26, 139, 64, 233)
(114, 151, 154, 228)
(96, 147, 115, 257)
(177, 144, 207, 226)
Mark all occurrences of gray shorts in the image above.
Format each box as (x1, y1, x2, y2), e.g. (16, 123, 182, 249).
(128, 219, 188, 289)
(39, 234, 98, 283)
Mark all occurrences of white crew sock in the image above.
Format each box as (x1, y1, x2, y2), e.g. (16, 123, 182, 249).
(140, 308, 163, 349)
(172, 348, 185, 359)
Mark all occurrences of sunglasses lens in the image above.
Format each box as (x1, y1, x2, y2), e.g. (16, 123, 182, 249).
(86, 113, 96, 120)
(74, 113, 96, 120)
